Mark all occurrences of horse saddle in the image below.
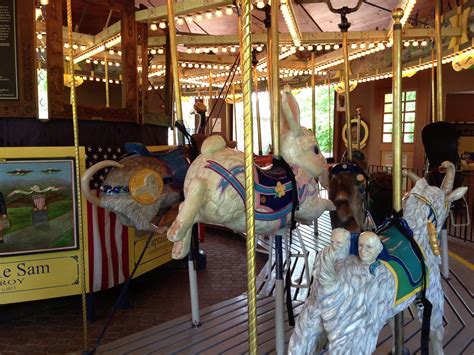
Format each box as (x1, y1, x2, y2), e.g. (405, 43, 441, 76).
(350, 219, 426, 305)
(331, 162, 366, 176)
(255, 164, 294, 212)
(124, 142, 189, 187)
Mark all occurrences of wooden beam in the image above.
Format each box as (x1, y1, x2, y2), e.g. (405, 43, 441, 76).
(135, 0, 234, 22)
(121, 0, 138, 121)
(147, 28, 461, 48)
(46, 0, 64, 117)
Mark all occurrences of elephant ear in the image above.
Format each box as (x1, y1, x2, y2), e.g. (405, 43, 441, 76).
(281, 86, 303, 138)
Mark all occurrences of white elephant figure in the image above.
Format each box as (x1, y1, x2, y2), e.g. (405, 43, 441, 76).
(167, 88, 335, 259)
(288, 161, 467, 355)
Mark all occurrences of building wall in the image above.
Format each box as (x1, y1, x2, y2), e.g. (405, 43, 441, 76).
(341, 64, 474, 170)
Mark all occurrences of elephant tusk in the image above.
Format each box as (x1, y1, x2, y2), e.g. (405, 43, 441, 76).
(80, 160, 124, 208)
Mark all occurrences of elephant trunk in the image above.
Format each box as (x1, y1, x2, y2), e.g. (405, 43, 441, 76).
(81, 160, 124, 208)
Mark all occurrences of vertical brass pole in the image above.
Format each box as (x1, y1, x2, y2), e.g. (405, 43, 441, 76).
(311, 52, 316, 134)
(238, 0, 257, 353)
(341, 29, 353, 160)
(104, 51, 110, 108)
(254, 67, 263, 155)
(232, 82, 237, 142)
(166, 0, 184, 145)
(66, 0, 88, 350)
(266, 28, 274, 152)
(356, 110, 361, 150)
(270, 0, 280, 158)
(392, 8, 404, 355)
(209, 70, 213, 134)
(328, 74, 332, 154)
(226, 102, 231, 141)
(435, 0, 444, 121)
(431, 45, 436, 122)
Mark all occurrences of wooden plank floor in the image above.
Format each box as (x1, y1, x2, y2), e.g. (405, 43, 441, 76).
(98, 211, 473, 354)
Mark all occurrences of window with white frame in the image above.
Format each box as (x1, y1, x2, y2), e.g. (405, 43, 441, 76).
(382, 90, 416, 143)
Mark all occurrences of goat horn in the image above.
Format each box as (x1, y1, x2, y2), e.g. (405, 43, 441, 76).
(80, 160, 124, 208)
(440, 161, 455, 194)
(402, 169, 420, 183)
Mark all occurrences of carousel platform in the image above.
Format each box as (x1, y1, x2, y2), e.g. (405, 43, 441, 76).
(97, 212, 473, 354)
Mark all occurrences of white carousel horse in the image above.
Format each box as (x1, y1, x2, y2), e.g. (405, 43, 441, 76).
(288, 161, 467, 355)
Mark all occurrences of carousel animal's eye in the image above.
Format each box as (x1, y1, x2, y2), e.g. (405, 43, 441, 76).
(314, 146, 320, 155)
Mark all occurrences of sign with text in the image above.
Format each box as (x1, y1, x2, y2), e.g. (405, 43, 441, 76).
(0, 254, 82, 304)
(132, 230, 173, 278)
(0, 0, 18, 99)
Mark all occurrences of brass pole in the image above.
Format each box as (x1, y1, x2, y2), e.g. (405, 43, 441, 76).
(254, 67, 263, 155)
(431, 44, 436, 122)
(392, 8, 404, 355)
(341, 29, 353, 160)
(357, 116, 361, 149)
(328, 74, 332, 154)
(266, 27, 274, 152)
(311, 52, 316, 134)
(104, 51, 110, 108)
(209, 70, 213, 134)
(270, 0, 280, 158)
(226, 102, 231, 141)
(435, 0, 444, 121)
(238, 0, 258, 353)
(232, 82, 237, 142)
(166, 0, 184, 145)
(66, 0, 88, 350)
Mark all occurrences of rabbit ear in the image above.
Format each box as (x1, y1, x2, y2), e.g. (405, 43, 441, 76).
(281, 88, 303, 137)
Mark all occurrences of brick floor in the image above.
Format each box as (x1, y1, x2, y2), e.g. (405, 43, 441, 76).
(0, 228, 266, 354)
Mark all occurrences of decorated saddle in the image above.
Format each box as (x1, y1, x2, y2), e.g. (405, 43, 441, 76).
(124, 142, 189, 188)
(205, 159, 299, 229)
(350, 217, 427, 305)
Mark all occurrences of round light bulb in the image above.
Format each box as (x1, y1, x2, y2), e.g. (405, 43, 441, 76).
(351, 43, 357, 49)
(159, 22, 167, 29)
(225, 6, 233, 15)
(176, 17, 185, 26)
(158, 48, 164, 54)
(205, 11, 212, 19)
(360, 42, 366, 49)
(256, 0, 265, 9)
(150, 49, 157, 55)
(324, 44, 331, 50)
(215, 8, 223, 17)
(186, 48, 192, 54)
(316, 44, 323, 51)
(150, 23, 158, 31)
(221, 47, 228, 53)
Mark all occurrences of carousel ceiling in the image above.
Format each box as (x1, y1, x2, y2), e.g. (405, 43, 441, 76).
(41, 0, 473, 94)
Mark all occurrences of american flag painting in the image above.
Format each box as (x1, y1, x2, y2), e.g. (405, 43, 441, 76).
(85, 146, 130, 292)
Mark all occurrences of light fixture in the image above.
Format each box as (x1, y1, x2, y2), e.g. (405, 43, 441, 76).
(196, 13, 203, 21)
(158, 21, 167, 29)
(225, 6, 234, 15)
(150, 48, 157, 54)
(333, 44, 340, 49)
(186, 15, 193, 22)
(324, 44, 331, 50)
(281, 0, 301, 47)
(176, 17, 185, 25)
(150, 23, 158, 31)
(351, 43, 357, 49)
(40, 0, 49, 5)
(256, 0, 265, 9)
(421, 40, 428, 47)
(215, 8, 223, 17)
(157, 48, 164, 54)
(80, 45, 86, 51)
(186, 48, 192, 54)
(316, 44, 323, 51)
(36, 33, 43, 39)
(205, 11, 212, 19)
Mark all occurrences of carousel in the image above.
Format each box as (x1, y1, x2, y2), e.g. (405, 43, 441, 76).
(0, 0, 473, 354)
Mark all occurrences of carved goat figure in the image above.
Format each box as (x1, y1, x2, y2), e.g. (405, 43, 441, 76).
(167, 89, 335, 259)
(289, 161, 467, 355)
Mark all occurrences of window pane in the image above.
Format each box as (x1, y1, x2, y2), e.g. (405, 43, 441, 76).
(383, 123, 393, 133)
(404, 112, 415, 122)
(384, 93, 393, 103)
(404, 133, 414, 143)
(384, 114, 392, 123)
(405, 101, 416, 111)
(383, 134, 392, 143)
(404, 122, 415, 133)
(384, 103, 392, 113)
(406, 91, 416, 100)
